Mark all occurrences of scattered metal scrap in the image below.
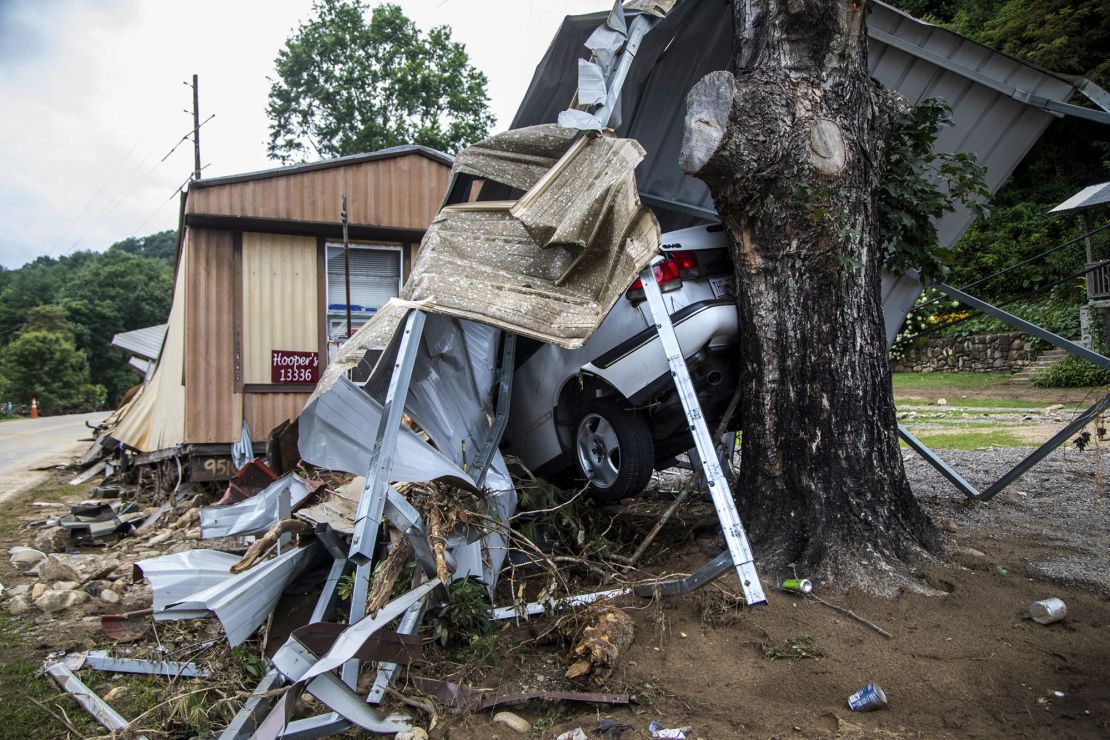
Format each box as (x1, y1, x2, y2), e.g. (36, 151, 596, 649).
(409, 676, 629, 714)
(62, 649, 210, 678)
(44, 659, 149, 738)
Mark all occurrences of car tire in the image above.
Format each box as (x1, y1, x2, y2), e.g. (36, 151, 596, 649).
(572, 398, 654, 503)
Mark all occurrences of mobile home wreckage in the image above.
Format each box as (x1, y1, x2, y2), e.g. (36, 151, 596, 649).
(54, 0, 1110, 737)
(96, 145, 453, 477)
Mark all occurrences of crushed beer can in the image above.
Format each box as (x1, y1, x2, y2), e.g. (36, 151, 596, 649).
(848, 682, 888, 711)
(1029, 597, 1067, 625)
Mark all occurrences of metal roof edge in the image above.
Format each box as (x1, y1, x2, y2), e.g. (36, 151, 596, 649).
(187, 145, 454, 191)
(869, 1, 1109, 125)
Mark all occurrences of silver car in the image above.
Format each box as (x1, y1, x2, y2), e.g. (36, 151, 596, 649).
(504, 224, 920, 502)
(505, 224, 742, 501)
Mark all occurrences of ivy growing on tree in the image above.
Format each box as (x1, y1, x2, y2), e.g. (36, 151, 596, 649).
(267, 0, 495, 163)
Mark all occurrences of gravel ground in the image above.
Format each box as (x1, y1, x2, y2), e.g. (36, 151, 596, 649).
(905, 445, 1109, 595)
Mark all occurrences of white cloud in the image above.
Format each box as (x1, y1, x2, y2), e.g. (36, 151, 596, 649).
(0, 0, 604, 268)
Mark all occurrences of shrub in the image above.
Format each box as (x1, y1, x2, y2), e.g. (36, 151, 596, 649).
(1031, 355, 1110, 388)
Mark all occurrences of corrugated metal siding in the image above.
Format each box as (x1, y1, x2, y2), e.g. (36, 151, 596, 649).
(511, 0, 1081, 247)
(185, 154, 450, 230)
(184, 229, 241, 444)
(111, 323, 168, 361)
(111, 242, 190, 452)
(241, 233, 319, 384)
(244, 392, 310, 441)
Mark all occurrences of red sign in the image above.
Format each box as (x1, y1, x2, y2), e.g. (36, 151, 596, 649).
(271, 350, 319, 385)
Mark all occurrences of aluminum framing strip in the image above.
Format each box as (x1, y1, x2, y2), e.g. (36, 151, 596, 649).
(632, 549, 734, 598)
(73, 650, 209, 679)
(217, 667, 284, 740)
(341, 559, 373, 688)
(491, 587, 633, 621)
(45, 661, 149, 739)
(892, 278, 1110, 501)
(867, 26, 1110, 126)
(472, 333, 517, 489)
(349, 309, 427, 564)
(594, 11, 657, 128)
(366, 598, 428, 704)
(384, 488, 441, 580)
(220, 533, 351, 739)
(900, 392, 1110, 501)
(932, 280, 1110, 370)
(641, 261, 767, 605)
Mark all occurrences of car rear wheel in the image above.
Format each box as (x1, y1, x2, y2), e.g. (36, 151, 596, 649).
(573, 398, 654, 503)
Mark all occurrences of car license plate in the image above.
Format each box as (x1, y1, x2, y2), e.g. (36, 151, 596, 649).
(709, 277, 734, 299)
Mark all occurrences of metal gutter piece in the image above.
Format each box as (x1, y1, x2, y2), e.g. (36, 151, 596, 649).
(298, 578, 440, 685)
(45, 660, 148, 738)
(491, 587, 632, 621)
(867, 26, 1110, 126)
(164, 544, 319, 646)
(199, 472, 320, 539)
(66, 649, 209, 678)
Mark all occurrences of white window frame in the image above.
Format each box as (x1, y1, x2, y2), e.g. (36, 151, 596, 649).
(324, 242, 404, 339)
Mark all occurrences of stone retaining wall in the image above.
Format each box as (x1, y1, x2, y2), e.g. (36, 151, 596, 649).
(892, 332, 1028, 373)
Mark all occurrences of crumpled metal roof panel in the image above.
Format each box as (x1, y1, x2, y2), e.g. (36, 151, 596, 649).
(512, 0, 1083, 247)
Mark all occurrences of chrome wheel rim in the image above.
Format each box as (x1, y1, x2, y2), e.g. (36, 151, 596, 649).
(576, 413, 620, 488)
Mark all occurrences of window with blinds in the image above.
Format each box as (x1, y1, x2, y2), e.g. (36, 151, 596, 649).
(325, 244, 402, 339)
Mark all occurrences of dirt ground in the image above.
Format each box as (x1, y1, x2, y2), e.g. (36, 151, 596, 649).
(0, 444, 1106, 739)
(405, 446, 1107, 740)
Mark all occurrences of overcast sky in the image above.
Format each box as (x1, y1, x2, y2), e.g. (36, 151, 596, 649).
(0, 0, 605, 268)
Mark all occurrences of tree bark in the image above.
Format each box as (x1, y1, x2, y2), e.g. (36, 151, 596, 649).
(680, 0, 939, 594)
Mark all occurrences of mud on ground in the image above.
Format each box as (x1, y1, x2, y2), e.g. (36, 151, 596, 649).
(0, 447, 1106, 739)
(432, 447, 1109, 739)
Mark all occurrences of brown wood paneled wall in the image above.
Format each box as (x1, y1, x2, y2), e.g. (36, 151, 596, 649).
(183, 228, 241, 443)
(186, 154, 449, 230)
(244, 392, 311, 442)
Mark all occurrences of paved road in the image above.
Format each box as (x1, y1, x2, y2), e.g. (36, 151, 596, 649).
(0, 412, 107, 501)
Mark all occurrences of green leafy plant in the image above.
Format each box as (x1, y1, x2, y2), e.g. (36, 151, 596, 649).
(1031, 355, 1110, 388)
(429, 577, 494, 650)
(232, 644, 269, 680)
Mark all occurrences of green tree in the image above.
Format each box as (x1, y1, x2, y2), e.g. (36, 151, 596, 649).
(108, 230, 177, 262)
(267, 0, 494, 163)
(59, 251, 173, 404)
(19, 305, 74, 337)
(1, 330, 104, 414)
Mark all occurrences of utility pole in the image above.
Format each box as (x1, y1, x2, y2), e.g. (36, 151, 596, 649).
(191, 74, 201, 181)
(341, 193, 352, 339)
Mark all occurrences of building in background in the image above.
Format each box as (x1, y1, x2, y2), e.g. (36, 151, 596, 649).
(103, 145, 452, 477)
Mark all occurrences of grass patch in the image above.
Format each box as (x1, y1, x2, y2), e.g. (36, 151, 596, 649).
(0, 615, 101, 738)
(892, 372, 1017, 392)
(901, 429, 1030, 450)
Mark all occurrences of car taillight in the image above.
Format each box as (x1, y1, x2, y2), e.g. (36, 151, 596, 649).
(626, 259, 683, 301)
(672, 250, 698, 274)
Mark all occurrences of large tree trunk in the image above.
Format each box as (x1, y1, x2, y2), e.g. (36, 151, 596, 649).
(680, 0, 939, 594)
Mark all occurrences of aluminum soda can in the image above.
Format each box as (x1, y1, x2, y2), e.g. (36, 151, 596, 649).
(848, 683, 888, 711)
(783, 578, 813, 593)
(1029, 597, 1067, 625)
